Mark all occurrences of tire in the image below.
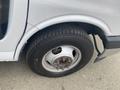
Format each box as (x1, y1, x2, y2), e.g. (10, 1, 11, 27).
(26, 24, 94, 77)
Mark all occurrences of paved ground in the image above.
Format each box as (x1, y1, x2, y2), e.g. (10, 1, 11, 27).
(0, 52, 120, 90)
(0, 36, 120, 90)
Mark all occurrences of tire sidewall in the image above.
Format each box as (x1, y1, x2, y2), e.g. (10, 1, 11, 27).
(27, 35, 94, 77)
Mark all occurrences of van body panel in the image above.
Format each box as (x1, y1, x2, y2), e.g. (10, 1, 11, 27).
(0, 0, 28, 61)
(27, 0, 120, 36)
(0, 0, 120, 61)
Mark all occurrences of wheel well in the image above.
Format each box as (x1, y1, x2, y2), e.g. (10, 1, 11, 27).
(20, 22, 107, 59)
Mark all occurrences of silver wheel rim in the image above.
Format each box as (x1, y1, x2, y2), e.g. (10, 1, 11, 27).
(42, 45, 82, 73)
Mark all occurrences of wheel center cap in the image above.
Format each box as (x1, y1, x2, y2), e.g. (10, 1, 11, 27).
(53, 56, 73, 69)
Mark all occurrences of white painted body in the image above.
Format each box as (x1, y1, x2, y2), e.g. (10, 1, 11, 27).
(0, 0, 120, 61)
(0, 0, 28, 61)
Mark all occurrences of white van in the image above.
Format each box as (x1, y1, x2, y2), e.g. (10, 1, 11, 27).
(0, 0, 120, 77)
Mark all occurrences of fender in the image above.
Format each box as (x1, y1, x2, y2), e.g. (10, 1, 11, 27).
(14, 15, 112, 60)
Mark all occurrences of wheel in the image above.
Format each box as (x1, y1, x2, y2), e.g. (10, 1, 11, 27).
(26, 24, 94, 77)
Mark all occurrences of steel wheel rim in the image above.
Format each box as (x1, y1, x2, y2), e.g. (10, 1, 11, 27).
(42, 45, 82, 73)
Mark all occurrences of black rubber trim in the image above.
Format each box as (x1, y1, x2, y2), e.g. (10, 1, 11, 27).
(105, 36, 120, 49)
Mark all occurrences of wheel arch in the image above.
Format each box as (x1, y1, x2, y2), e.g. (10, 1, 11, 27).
(14, 15, 112, 61)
